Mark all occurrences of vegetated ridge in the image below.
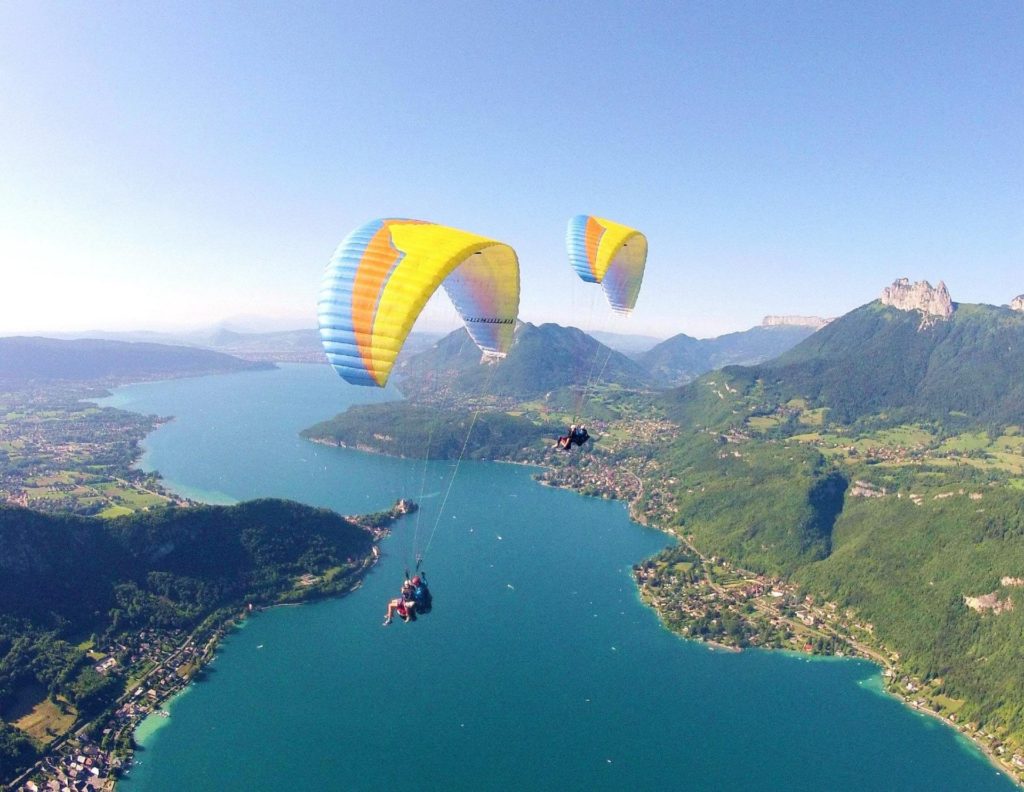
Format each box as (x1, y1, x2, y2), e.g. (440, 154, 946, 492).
(0, 498, 379, 779)
(394, 322, 654, 401)
(737, 300, 1024, 425)
(303, 403, 554, 460)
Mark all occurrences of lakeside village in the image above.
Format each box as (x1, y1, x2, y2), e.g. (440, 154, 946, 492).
(6, 506, 408, 792)
(0, 387, 182, 518)
(11, 627, 210, 792)
(527, 426, 1024, 786)
(632, 545, 1024, 784)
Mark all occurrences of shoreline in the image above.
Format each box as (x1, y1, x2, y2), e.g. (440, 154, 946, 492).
(124, 552, 381, 763)
(185, 426, 1024, 788)
(574, 481, 1024, 787)
(296, 432, 1024, 787)
(109, 529, 390, 790)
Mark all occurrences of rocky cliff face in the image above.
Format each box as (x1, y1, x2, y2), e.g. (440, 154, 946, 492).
(1011, 295, 1024, 312)
(880, 278, 953, 320)
(761, 315, 831, 329)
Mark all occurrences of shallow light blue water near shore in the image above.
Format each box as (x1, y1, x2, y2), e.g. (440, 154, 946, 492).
(101, 365, 1014, 791)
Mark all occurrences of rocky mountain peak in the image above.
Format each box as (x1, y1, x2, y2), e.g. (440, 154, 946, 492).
(1011, 295, 1024, 313)
(880, 278, 953, 320)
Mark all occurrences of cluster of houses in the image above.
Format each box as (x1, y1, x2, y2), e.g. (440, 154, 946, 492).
(537, 449, 643, 502)
(14, 628, 208, 792)
(635, 554, 839, 652)
(100, 629, 189, 672)
(16, 736, 115, 792)
(0, 392, 163, 511)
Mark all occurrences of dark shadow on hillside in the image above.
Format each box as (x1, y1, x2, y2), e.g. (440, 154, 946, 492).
(806, 471, 848, 558)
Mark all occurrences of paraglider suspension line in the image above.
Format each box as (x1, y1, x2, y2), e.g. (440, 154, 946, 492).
(424, 407, 483, 557)
(423, 356, 501, 559)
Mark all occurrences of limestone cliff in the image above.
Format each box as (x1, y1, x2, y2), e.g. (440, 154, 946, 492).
(880, 278, 953, 321)
(1011, 295, 1024, 312)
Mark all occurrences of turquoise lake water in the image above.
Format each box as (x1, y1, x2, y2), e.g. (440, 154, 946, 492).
(100, 364, 1015, 791)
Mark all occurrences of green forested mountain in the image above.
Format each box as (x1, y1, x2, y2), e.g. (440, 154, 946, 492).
(394, 322, 653, 401)
(737, 302, 1024, 425)
(795, 493, 1024, 736)
(0, 337, 272, 384)
(650, 298, 1024, 747)
(641, 324, 819, 385)
(0, 500, 371, 631)
(0, 499, 373, 732)
(303, 402, 554, 459)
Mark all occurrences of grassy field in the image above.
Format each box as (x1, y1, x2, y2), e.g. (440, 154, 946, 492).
(17, 471, 172, 516)
(747, 415, 781, 430)
(784, 422, 1024, 483)
(799, 408, 827, 426)
(937, 431, 991, 453)
(8, 685, 78, 745)
(99, 504, 134, 518)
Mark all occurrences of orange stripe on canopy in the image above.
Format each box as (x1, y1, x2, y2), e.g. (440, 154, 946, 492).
(584, 216, 604, 280)
(352, 222, 401, 382)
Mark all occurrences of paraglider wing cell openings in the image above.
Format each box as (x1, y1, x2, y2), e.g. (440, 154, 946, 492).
(318, 218, 521, 387)
(565, 214, 648, 315)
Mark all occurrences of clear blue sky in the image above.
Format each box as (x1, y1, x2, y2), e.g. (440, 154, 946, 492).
(1, 1, 1021, 338)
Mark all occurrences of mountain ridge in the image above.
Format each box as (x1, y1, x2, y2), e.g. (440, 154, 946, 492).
(641, 323, 820, 385)
(394, 321, 654, 401)
(0, 337, 272, 384)
(734, 300, 1024, 425)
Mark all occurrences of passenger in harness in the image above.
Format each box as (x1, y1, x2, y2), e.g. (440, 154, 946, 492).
(382, 572, 432, 625)
(557, 424, 590, 450)
(382, 577, 417, 625)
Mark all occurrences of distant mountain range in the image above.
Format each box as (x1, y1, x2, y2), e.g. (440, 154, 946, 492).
(45, 327, 443, 364)
(0, 322, 817, 394)
(641, 323, 821, 385)
(392, 315, 834, 400)
(588, 330, 664, 355)
(0, 337, 271, 385)
(395, 322, 654, 401)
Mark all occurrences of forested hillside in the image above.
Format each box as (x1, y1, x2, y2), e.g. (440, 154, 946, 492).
(740, 302, 1024, 425)
(0, 499, 374, 774)
(649, 298, 1024, 749)
(303, 402, 554, 459)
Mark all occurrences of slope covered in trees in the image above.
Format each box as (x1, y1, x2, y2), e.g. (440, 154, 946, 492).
(649, 298, 1024, 749)
(303, 402, 554, 460)
(738, 302, 1024, 425)
(0, 499, 375, 774)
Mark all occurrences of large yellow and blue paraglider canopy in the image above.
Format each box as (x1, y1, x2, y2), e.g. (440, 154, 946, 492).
(318, 218, 520, 387)
(566, 215, 648, 314)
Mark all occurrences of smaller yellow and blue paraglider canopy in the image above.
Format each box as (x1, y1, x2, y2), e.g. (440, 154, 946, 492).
(566, 215, 648, 314)
(318, 218, 520, 387)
